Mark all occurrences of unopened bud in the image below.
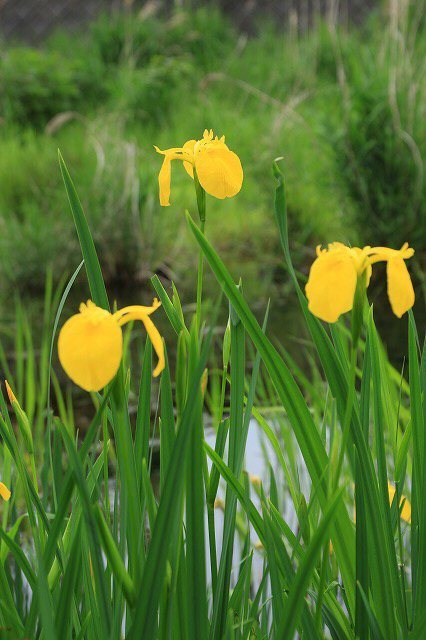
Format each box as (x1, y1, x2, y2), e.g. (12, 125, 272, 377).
(5, 380, 17, 404)
(0, 482, 11, 501)
(201, 368, 208, 396)
(5, 380, 34, 454)
(249, 474, 262, 487)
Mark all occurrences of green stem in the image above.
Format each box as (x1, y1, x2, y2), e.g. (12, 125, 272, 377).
(333, 344, 357, 492)
(333, 276, 365, 491)
(194, 170, 206, 333)
(315, 544, 329, 633)
(103, 412, 110, 521)
(207, 504, 218, 599)
(30, 455, 38, 493)
(196, 219, 205, 330)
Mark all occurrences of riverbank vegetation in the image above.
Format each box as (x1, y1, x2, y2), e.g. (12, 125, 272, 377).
(0, 2, 425, 637)
(0, 3, 424, 302)
(0, 147, 424, 638)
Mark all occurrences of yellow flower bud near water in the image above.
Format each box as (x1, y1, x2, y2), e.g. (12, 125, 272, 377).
(249, 474, 262, 487)
(5, 379, 17, 404)
(0, 482, 11, 501)
(305, 242, 415, 323)
(154, 129, 243, 206)
(58, 299, 165, 392)
(388, 481, 411, 524)
(5, 380, 34, 454)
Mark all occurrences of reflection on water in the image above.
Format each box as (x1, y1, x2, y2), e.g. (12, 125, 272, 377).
(205, 419, 292, 586)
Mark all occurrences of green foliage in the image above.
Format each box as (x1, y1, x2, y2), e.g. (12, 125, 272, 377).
(331, 16, 425, 247)
(0, 3, 423, 318)
(107, 56, 191, 124)
(88, 7, 235, 70)
(0, 146, 423, 638)
(0, 47, 104, 128)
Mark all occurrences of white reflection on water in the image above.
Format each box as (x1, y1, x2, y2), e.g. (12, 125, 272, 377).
(204, 418, 302, 591)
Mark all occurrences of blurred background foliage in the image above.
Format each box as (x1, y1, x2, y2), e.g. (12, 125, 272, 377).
(0, 0, 424, 351)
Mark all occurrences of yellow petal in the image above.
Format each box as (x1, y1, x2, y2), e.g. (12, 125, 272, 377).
(58, 305, 123, 392)
(195, 145, 243, 199)
(348, 247, 372, 283)
(139, 314, 165, 377)
(305, 249, 358, 322)
(113, 298, 161, 320)
(0, 482, 11, 501)
(182, 139, 196, 178)
(386, 257, 415, 318)
(388, 482, 411, 524)
(115, 305, 165, 378)
(157, 155, 172, 207)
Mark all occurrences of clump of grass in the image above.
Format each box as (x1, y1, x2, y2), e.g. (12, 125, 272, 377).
(0, 46, 104, 127)
(330, 3, 425, 248)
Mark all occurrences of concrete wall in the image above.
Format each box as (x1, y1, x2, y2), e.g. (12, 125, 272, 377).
(0, 0, 378, 42)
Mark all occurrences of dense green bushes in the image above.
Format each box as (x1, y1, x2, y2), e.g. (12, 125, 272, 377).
(330, 12, 425, 249)
(0, 3, 424, 304)
(0, 47, 98, 127)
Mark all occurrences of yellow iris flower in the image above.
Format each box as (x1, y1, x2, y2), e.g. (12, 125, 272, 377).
(306, 242, 415, 323)
(154, 129, 243, 206)
(388, 482, 411, 524)
(58, 299, 164, 392)
(0, 482, 11, 501)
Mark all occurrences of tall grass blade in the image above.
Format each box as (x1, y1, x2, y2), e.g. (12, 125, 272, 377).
(128, 317, 215, 638)
(277, 487, 345, 640)
(58, 151, 109, 310)
(186, 212, 356, 608)
(409, 314, 425, 630)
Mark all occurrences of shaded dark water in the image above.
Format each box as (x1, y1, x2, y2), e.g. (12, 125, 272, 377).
(0, 264, 423, 403)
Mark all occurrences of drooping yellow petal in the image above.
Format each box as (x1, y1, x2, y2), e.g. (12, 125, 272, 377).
(157, 154, 173, 207)
(195, 144, 243, 199)
(388, 482, 411, 524)
(58, 304, 123, 392)
(154, 145, 194, 206)
(305, 249, 358, 322)
(386, 257, 415, 318)
(116, 305, 165, 378)
(113, 298, 161, 320)
(0, 482, 11, 501)
(139, 314, 165, 377)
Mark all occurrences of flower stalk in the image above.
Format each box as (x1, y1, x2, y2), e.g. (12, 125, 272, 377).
(194, 170, 206, 331)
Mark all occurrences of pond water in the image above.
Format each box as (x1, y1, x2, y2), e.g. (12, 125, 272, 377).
(107, 418, 303, 596)
(204, 419, 301, 587)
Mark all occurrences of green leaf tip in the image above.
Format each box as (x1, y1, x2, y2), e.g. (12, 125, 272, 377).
(273, 157, 285, 179)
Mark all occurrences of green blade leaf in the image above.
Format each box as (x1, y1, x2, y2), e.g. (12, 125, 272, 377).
(58, 150, 109, 310)
(186, 212, 356, 610)
(278, 487, 345, 639)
